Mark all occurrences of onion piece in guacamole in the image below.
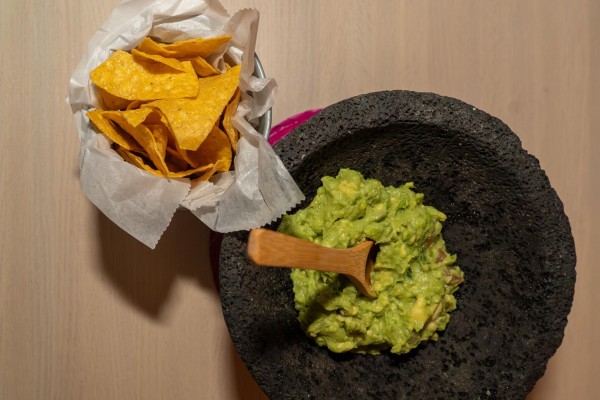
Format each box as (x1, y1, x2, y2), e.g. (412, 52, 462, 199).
(278, 168, 463, 355)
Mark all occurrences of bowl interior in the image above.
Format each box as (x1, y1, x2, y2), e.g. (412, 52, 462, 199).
(219, 91, 576, 399)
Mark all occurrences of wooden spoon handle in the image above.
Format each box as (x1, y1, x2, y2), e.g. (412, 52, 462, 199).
(247, 228, 357, 275)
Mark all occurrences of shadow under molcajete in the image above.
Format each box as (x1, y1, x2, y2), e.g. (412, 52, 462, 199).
(229, 340, 269, 400)
(96, 208, 215, 319)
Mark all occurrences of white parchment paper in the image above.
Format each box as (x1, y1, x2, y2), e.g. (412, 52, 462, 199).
(67, 0, 304, 248)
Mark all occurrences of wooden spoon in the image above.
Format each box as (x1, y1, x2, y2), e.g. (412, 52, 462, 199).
(247, 228, 377, 297)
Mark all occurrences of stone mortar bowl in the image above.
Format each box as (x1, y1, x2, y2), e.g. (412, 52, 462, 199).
(219, 91, 576, 399)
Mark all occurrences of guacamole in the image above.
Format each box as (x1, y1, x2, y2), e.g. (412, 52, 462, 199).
(278, 169, 463, 355)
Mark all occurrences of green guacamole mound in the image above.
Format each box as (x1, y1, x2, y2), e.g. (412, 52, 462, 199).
(278, 169, 463, 355)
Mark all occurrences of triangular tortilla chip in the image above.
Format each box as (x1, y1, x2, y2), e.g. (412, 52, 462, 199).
(183, 56, 221, 77)
(90, 50, 199, 101)
(222, 88, 241, 151)
(87, 109, 143, 152)
(142, 65, 240, 151)
(131, 49, 187, 72)
(136, 36, 232, 59)
(103, 109, 169, 174)
(183, 125, 232, 172)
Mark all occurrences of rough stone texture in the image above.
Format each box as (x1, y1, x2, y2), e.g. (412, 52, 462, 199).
(219, 91, 576, 399)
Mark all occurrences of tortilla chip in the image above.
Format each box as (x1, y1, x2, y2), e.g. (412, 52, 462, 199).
(116, 144, 212, 178)
(184, 125, 232, 172)
(136, 36, 232, 59)
(90, 50, 199, 101)
(142, 109, 168, 125)
(166, 163, 215, 178)
(139, 111, 193, 173)
(222, 88, 241, 151)
(119, 144, 216, 178)
(116, 147, 164, 176)
(135, 38, 169, 57)
(183, 56, 221, 77)
(165, 147, 189, 172)
(175, 140, 201, 168)
(191, 159, 230, 182)
(103, 109, 169, 174)
(126, 100, 146, 110)
(145, 123, 169, 162)
(105, 107, 153, 127)
(142, 64, 240, 151)
(87, 109, 143, 152)
(97, 87, 131, 111)
(131, 49, 187, 72)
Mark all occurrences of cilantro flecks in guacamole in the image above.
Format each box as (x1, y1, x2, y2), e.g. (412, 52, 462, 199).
(278, 169, 464, 355)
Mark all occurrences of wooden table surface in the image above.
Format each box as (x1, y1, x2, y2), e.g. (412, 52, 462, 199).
(1, 0, 598, 398)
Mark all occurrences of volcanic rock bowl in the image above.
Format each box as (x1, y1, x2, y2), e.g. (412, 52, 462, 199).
(219, 91, 576, 399)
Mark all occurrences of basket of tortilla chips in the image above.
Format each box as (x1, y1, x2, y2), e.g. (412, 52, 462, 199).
(67, 0, 303, 248)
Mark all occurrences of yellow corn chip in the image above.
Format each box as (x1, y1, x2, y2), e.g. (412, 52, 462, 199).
(184, 125, 232, 172)
(167, 163, 215, 178)
(183, 56, 221, 77)
(143, 109, 167, 125)
(139, 111, 190, 173)
(165, 147, 189, 172)
(119, 145, 215, 178)
(103, 109, 169, 175)
(191, 159, 230, 182)
(87, 109, 143, 152)
(131, 49, 187, 72)
(97, 87, 131, 111)
(142, 65, 241, 151)
(136, 38, 170, 57)
(162, 36, 231, 58)
(105, 107, 153, 127)
(222, 88, 241, 151)
(126, 100, 146, 110)
(140, 109, 187, 160)
(90, 50, 199, 101)
(117, 146, 212, 178)
(176, 141, 201, 168)
(140, 108, 195, 169)
(180, 61, 197, 78)
(146, 124, 169, 162)
(116, 147, 164, 177)
(136, 36, 232, 59)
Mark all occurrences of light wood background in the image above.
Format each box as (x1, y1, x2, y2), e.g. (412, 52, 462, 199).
(1, 0, 598, 399)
